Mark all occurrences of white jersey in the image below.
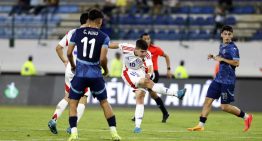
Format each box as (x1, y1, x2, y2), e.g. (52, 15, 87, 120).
(119, 43, 153, 90)
(58, 28, 89, 95)
(118, 43, 153, 72)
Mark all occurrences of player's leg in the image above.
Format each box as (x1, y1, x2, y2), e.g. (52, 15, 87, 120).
(48, 86, 70, 134)
(188, 80, 220, 131)
(134, 90, 145, 133)
(67, 93, 88, 134)
(68, 77, 87, 140)
(149, 90, 169, 123)
(138, 78, 186, 100)
(91, 78, 121, 141)
(220, 84, 253, 132)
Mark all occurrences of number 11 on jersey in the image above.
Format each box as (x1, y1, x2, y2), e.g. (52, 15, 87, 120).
(81, 37, 96, 58)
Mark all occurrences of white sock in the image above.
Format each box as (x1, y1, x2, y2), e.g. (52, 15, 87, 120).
(52, 99, 68, 120)
(135, 104, 144, 128)
(110, 126, 117, 132)
(71, 127, 78, 134)
(152, 84, 176, 96)
(77, 103, 85, 123)
(198, 122, 205, 127)
(244, 113, 249, 120)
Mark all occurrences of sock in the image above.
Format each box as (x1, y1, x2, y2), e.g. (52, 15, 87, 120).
(238, 110, 248, 119)
(69, 116, 77, 128)
(52, 99, 68, 121)
(71, 127, 78, 134)
(198, 116, 207, 127)
(77, 103, 85, 123)
(155, 97, 168, 115)
(135, 104, 144, 128)
(152, 84, 176, 96)
(107, 115, 116, 127)
(110, 126, 117, 133)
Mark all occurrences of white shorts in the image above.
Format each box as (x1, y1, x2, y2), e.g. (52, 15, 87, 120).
(121, 68, 146, 92)
(65, 64, 89, 96)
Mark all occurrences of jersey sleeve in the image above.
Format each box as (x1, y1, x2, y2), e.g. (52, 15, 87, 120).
(58, 34, 67, 48)
(102, 36, 110, 48)
(145, 51, 153, 66)
(69, 30, 77, 46)
(231, 46, 240, 60)
(157, 47, 164, 56)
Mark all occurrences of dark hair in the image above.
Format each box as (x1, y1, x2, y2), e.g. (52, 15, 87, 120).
(136, 39, 148, 50)
(28, 55, 33, 61)
(88, 8, 104, 21)
(221, 25, 233, 33)
(140, 33, 149, 38)
(180, 60, 184, 66)
(80, 12, 89, 25)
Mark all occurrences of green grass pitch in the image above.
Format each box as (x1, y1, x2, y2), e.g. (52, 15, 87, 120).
(0, 106, 262, 141)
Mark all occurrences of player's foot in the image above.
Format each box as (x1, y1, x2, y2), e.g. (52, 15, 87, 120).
(48, 119, 58, 134)
(111, 130, 121, 141)
(133, 127, 141, 133)
(67, 132, 78, 141)
(187, 125, 204, 131)
(243, 114, 253, 132)
(177, 88, 187, 100)
(67, 127, 71, 134)
(162, 113, 169, 123)
(131, 116, 135, 122)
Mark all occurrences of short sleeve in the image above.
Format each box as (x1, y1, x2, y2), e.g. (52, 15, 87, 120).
(145, 51, 153, 66)
(58, 34, 67, 48)
(69, 30, 77, 46)
(102, 36, 110, 48)
(157, 47, 164, 56)
(231, 46, 240, 60)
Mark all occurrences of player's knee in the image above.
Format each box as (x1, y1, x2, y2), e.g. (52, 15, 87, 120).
(220, 104, 229, 111)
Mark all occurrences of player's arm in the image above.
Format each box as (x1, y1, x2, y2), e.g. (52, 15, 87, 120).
(162, 52, 172, 78)
(100, 47, 108, 76)
(56, 44, 68, 67)
(67, 44, 76, 70)
(214, 56, 239, 67)
(109, 42, 120, 49)
(67, 31, 77, 71)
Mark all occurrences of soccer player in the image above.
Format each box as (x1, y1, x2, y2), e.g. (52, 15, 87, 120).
(187, 25, 253, 132)
(67, 9, 121, 141)
(137, 33, 172, 123)
(48, 12, 89, 134)
(109, 40, 186, 133)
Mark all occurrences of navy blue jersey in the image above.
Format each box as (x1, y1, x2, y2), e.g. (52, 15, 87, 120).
(70, 27, 110, 78)
(215, 42, 240, 84)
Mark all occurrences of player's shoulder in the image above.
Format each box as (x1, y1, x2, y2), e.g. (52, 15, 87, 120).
(145, 51, 152, 59)
(229, 42, 238, 50)
(67, 28, 77, 36)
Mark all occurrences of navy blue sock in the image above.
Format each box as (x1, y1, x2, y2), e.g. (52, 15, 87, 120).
(107, 115, 116, 127)
(200, 116, 207, 123)
(238, 110, 245, 118)
(69, 116, 77, 128)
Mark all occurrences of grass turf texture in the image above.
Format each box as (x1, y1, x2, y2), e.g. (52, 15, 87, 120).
(0, 106, 261, 141)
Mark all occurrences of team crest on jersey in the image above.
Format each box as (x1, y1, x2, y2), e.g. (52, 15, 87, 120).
(222, 49, 226, 54)
(135, 58, 143, 64)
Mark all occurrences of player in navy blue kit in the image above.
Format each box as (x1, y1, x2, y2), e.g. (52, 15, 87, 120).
(188, 26, 253, 132)
(67, 9, 121, 141)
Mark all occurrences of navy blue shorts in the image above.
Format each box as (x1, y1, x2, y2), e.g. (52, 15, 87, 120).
(69, 77, 107, 101)
(206, 80, 235, 104)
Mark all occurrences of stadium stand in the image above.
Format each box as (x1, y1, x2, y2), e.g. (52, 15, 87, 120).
(0, 0, 261, 40)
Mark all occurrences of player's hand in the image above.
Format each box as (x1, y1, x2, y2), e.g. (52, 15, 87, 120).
(71, 66, 76, 74)
(214, 56, 224, 62)
(167, 70, 172, 78)
(103, 69, 109, 77)
(207, 54, 214, 60)
(145, 74, 151, 79)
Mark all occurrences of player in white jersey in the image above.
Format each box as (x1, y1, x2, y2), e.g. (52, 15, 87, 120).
(48, 12, 89, 134)
(109, 39, 187, 133)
